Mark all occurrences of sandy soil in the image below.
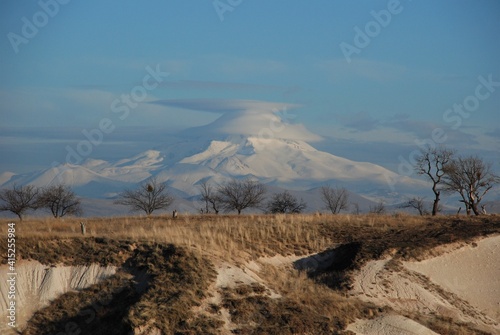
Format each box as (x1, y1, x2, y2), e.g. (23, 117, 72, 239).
(2, 228, 498, 334)
(405, 235, 500, 323)
(347, 315, 439, 335)
(208, 244, 500, 334)
(348, 235, 500, 335)
(0, 260, 116, 335)
(194, 260, 283, 335)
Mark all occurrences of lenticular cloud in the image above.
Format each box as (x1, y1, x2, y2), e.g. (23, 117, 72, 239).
(150, 99, 323, 142)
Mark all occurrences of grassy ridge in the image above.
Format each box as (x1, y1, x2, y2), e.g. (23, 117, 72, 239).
(1, 214, 498, 334)
(2, 214, 498, 265)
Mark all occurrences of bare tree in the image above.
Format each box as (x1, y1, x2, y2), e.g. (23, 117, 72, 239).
(399, 196, 429, 216)
(351, 202, 360, 215)
(442, 155, 499, 216)
(320, 185, 349, 214)
(266, 190, 307, 214)
(37, 184, 82, 218)
(369, 201, 386, 215)
(115, 177, 174, 216)
(217, 179, 266, 215)
(414, 146, 454, 215)
(0, 184, 39, 220)
(199, 180, 222, 214)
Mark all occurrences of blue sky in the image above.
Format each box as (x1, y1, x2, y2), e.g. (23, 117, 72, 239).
(0, 0, 499, 174)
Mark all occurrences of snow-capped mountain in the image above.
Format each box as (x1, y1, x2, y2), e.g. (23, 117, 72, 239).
(0, 100, 430, 214)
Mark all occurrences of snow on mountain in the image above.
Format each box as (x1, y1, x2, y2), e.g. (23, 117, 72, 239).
(0, 99, 431, 213)
(82, 150, 163, 183)
(8, 164, 110, 188)
(112, 150, 163, 169)
(175, 135, 426, 199)
(0, 172, 15, 185)
(156, 163, 220, 197)
(0, 164, 131, 199)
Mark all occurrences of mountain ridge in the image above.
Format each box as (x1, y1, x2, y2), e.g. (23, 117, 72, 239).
(0, 101, 432, 214)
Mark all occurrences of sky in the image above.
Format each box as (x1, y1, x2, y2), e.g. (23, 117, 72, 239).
(0, 0, 499, 176)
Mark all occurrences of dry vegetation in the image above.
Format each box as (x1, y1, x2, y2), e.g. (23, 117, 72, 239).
(230, 262, 386, 335)
(1, 214, 335, 263)
(6, 213, 498, 262)
(1, 213, 499, 334)
(20, 242, 221, 335)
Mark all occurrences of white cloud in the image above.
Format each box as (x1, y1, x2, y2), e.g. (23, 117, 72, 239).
(150, 98, 299, 114)
(150, 98, 321, 142)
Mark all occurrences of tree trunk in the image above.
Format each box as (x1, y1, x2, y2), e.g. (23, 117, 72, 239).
(211, 203, 219, 215)
(471, 202, 480, 216)
(432, 197, 439, 216)
(431, 188, 440, 216)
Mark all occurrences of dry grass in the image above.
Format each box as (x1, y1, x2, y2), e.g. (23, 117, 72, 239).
(21, 241, 222, 335)
(256, 262, 385, 326)
(1, 213, 439, 260)
(1, 214, 499, 335)
(1, 214, 337, 263)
